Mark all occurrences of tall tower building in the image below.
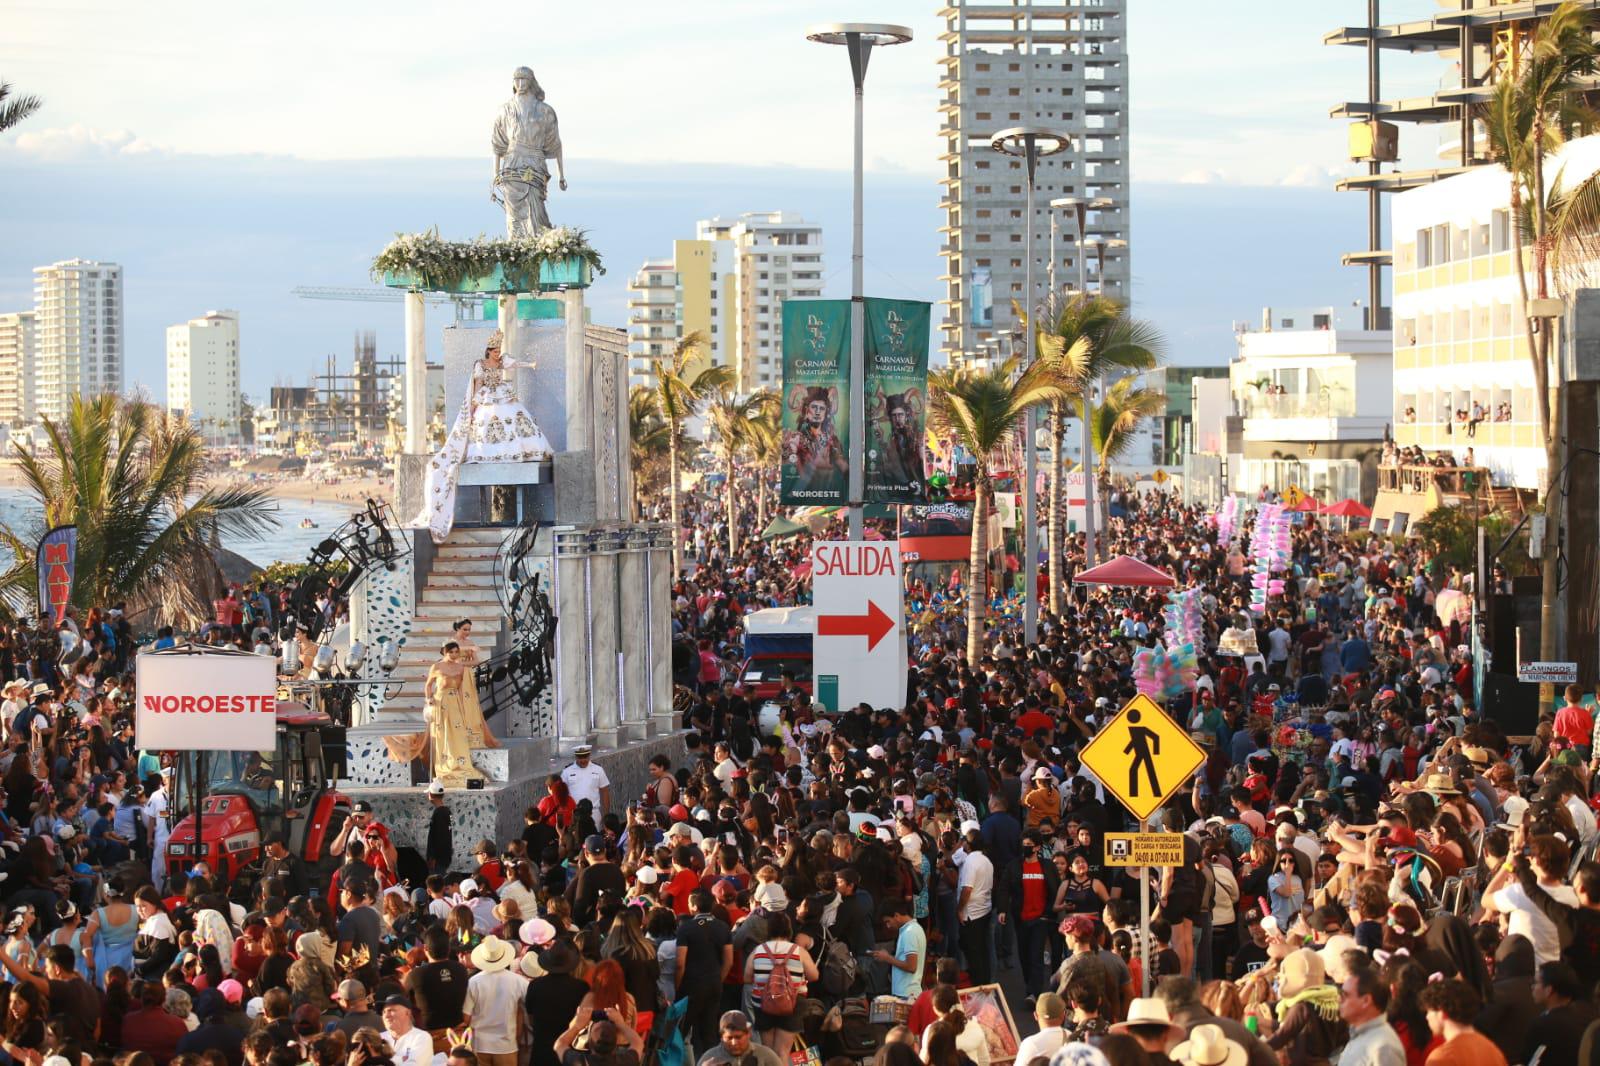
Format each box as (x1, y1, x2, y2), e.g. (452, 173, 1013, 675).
(165, 310, 241, 442)
(938, 1, 1129, 364)
(625, 212, 824, 392)
(32, 259, 123, 420)
(0, 312, 37, 427)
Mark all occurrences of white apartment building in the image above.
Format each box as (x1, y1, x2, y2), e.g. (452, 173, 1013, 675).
(0, 312, 36, 426)
(166, 310, 241, 442)
(625, 212, 824, 392)
(1390, 136, 1600, 491)
(32, 259, 122, 421)
(938, 0, 1129, 363)
(1228, 307, 1393, 503)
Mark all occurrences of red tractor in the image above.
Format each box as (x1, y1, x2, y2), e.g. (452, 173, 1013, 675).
(164, 703, 352, 890)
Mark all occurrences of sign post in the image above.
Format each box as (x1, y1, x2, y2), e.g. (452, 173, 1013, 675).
(1078, 693, 1207, 996)
(811, 540, 906, 712)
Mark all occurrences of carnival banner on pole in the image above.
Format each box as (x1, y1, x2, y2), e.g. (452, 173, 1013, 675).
(780, 299, 852, 505)
(863, 297, 931, 504)
(35, 525, 76, 625)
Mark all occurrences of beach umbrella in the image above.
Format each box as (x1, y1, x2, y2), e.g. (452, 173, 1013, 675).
(1322, 498, 1371, 518)
(1072, 554, 1178, 588)
(1290, 495, 1321, 513)
(761, 516, 806, 542)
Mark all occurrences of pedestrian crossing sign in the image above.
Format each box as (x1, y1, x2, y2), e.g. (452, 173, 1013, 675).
(1078, 693, 1207, 821)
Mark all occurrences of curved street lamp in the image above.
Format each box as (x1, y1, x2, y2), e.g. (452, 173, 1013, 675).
(806, 22, 913, 540)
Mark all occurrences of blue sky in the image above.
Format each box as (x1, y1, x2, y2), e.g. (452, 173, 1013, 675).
(0, 0, 1458, 396)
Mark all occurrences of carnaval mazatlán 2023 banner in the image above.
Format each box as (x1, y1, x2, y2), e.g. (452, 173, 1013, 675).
(862, 297, 931, 505)
(780, 300, 851, 505)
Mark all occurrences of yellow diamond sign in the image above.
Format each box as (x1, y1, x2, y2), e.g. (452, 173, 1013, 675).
(1282, 484, 1305, 508)
(1079, 693, 1207, 822)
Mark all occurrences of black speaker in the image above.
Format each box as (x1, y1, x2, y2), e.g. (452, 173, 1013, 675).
(1482, 672, 1543, 739)
(320, 726, 348, 781)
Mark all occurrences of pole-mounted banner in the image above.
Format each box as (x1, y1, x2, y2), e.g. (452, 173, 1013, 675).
(35, 525, 77, 625)
(781, 299, 852, 505)
(863, 297, 931, 505)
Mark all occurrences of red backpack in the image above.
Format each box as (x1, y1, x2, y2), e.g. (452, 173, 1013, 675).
(761, 944, 800, 1016)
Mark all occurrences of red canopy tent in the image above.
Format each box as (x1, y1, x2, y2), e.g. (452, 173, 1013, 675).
(1072, 554, 1178, 588)
(1289, 495, 1321, 512)
(1321, 498, 1372, 518)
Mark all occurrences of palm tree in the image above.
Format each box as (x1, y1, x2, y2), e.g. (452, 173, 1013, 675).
(706, 388, 778, 557)
(0, 396, 278, 626)
(648, 332, 734, 575)
(745, 406, 783, 531)
(1482, 1, 1598, 675)
(928, 357, 1070, 660)
(0, 81, 42, 134)
(628, 385, 672, 518)
(1089, 378, 1165, 477)
(1033, 293, 1164, 613)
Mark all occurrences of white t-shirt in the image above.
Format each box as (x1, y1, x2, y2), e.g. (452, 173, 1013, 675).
(1566, 796, 1598, 849)
(1489, 881, 1580, 965)
(922, 1016, 991, 1066)
(1015, 1026, 1068, 1066)
(145, 788, 171, 846)
(462, 970, 524, 1054)
(561, 762, 610, 810)
(1267, 628, 1292, 662)
(957, 851, 994, 919)
(384, 1027, 433, 1066)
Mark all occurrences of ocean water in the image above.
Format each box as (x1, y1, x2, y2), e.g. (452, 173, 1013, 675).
(0, 490, 362, 568)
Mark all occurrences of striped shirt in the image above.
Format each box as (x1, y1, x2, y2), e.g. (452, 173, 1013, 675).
(747, 940, 807, 1006)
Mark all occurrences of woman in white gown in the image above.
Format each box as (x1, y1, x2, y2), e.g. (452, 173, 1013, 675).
(412, 328, 553, 542)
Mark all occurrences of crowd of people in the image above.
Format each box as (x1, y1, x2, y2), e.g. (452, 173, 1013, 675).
(0, 473, 1592, 1066)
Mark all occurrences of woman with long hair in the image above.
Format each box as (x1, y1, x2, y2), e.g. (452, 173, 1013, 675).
(500, 859, 539, 921)
(1381, 956, 1440, 1066)
(579, 959, 637, 1031)
(538, 776, 575, 830)
(132, 887, 177, 980)
(600, 910, 660, 1031)
(0, 982, 44, 1060)
(252, 927, 292, 998)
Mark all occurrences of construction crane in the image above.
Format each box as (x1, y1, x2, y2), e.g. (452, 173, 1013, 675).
(291, 286, 481, 320)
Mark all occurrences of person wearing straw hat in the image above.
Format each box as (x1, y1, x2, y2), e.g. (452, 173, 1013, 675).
(462, 936, 524, 1066)
(1109, 997, 1186, 1061)
(1171, 1024, 1248, 1066)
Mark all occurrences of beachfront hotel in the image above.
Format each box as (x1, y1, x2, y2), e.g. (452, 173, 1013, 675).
(166, 310, 242, 444)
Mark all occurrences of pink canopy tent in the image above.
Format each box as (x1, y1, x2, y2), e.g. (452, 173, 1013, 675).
(1072, 554, 1178, 588)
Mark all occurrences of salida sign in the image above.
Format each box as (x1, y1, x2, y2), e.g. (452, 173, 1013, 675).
(136, 651, 279, 752)
(812, 540, 906, 713)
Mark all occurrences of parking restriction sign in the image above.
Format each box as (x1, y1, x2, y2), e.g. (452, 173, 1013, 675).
(1079, 693, 1207, 821)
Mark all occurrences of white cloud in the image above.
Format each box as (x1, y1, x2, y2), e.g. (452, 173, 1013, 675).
(1, 124, 168, 162)
(1178, 168, 1229, 185)
(1278, 163, 1346, 188)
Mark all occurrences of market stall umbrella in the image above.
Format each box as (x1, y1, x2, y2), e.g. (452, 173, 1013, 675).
(1290, 495, 1322, 512)
(1322, 498, 1371, 518)
(761, 516, 807, 541)
(1072, 554, 1177, 588)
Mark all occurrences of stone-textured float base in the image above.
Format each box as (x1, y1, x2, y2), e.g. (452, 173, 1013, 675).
(340, 731, 687, 870)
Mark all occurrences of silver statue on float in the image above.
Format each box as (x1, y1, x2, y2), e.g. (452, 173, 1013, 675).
(491, 66, 567, 237)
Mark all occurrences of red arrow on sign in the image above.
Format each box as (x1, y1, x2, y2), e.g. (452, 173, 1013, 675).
(818, 600, 895, 652)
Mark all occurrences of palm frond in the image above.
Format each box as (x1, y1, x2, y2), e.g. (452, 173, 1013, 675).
(0, 82, 42, 134)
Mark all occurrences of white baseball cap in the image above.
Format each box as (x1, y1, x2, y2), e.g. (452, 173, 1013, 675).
(426, 780, 446, 796)
(959, 819, 981, 836)
(634, 865, 660, 885)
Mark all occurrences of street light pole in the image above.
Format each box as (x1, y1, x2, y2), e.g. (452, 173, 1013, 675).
(807, 22, 912, 541)
(993, 127, 1069, 644)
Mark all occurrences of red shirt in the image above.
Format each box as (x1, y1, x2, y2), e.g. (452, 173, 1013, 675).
(664, 869, 702, 915)
(1016, 709, 1054, 736)
(1555, 703, 1593, 748)
(121, 1005, 189, 1064)
(1020, 858, 1047, 922)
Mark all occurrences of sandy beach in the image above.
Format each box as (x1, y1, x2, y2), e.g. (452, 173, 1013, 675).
(0, 461, 393, 509)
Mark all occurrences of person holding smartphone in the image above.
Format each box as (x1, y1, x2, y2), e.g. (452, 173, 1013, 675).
(554, 1007, 643, 1066)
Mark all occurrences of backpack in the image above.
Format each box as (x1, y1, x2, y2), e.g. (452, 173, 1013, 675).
(760, 943, 800, 1016)
(820, 935, 857, 997)
(836, 998, 878, 1057)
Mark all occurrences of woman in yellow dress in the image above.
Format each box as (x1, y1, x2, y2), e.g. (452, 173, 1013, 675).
(451, 619, 500, 750)
(424, 641, 485, 787)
